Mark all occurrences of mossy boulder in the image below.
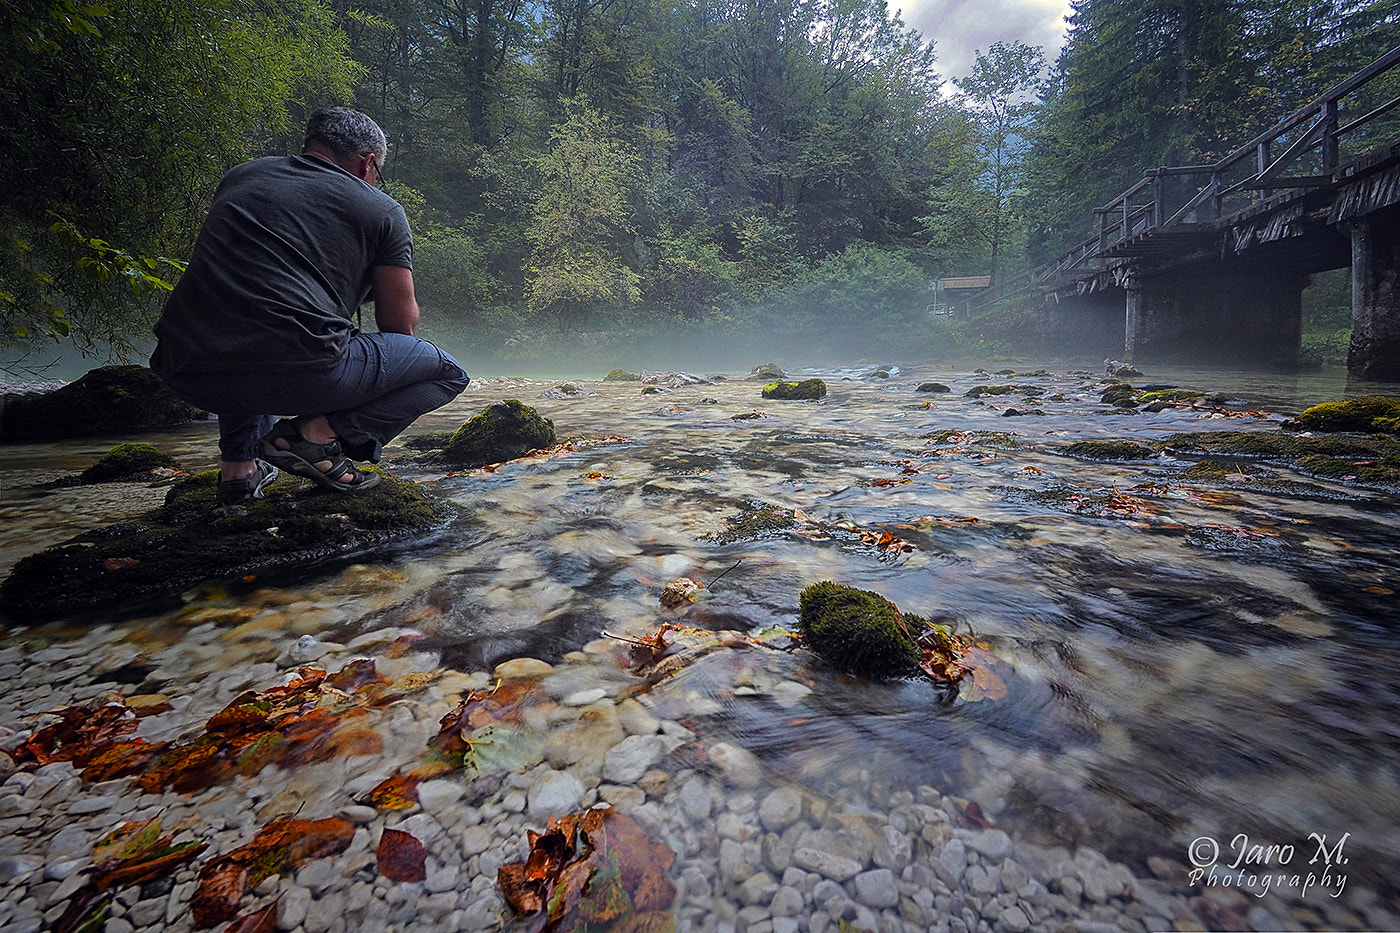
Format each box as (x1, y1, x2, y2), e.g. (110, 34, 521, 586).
(1288, 396, 1400, 433)
(748, 362, 786, 381)
(762, 379, 826, 401)
(603, 369, 640, 382)
(964, 385, 1017, 398)
(1063, 440, 1157, 460)
(1098, 383, 1138, 406)
(916, 383, 951, 393)
(80, 443, 180, 483)
(1, 365, 203, 441)
(797, 581, 923, 680)
(0, 472, 451, 619)
(441, 400, 557, 466)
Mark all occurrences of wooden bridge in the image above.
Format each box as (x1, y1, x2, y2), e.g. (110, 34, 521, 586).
(971, 45, 1400, 378)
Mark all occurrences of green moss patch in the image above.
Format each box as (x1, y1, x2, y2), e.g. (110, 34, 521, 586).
(703, 503, 797, 545)
(1288, 396, 1400, 433)
(1295, 455, 1400, 488)
(761, 379, 827, 401)
(603, 369, 640, 381)
(964, 384, 1018, 398)
(1162, 431, 1400, 459)
(797, 581, 923, 680)
(80, 443, 180, 483)
(1, 472, 452, 619)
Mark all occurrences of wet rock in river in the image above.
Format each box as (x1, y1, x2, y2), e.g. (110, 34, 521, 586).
(0, 470, 451, 619)
(438, 399, 557, 466)
(797, 581, 923, 680)
(0, 365, 202, 441)
(603, 369, 640, 381)
(79, 443, 180, 483)
(916, 382, 951, 393)
(762, 379, 827, 401)
(748, 362, 786, 381)
(1062, 440, 1156, 460)
(1285, 394, 1400, 433)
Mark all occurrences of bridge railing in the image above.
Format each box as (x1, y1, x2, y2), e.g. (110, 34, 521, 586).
(961, 44, 1400, 317)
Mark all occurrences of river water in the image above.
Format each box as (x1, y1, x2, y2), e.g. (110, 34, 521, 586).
(2, 360, 1398, 931)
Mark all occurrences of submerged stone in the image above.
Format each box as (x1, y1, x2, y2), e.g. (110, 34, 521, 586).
(1063, 441, 1156, 460)
(762, 379, 826, 401)
(80, 443, 180, 483)
(964, 385, 1018, 398)
(748, 362, 786, 381)
(0, 471, 452, 619)
(1287, 396, 1400, 434)
(0, 365, 202, 441)
(797, 582, 923, 680)
(438, 400, 557, 466)
(1098, 383, 1137, 406)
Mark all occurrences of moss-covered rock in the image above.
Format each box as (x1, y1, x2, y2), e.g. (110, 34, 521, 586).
(0, 472, 451, 619)
(1063, 441, 1156, 460)
(704, 503, 797, 545)
(1288, 396, 1400, 433)
(797, 581, 923, 680)
(80, 443, 180, 483)
(1162, 430, 1400, 459)
(964, 384, 1018, 398)
(762, 379, 826, 401)
(1098, 383, 1138, 406)
(400, 430, 455, 451)
(747, 362, 786, 381)
(1296, 454, 1400, 488)
(916, 383, 951, 393)
(0, 365, 202, 441)
(603, 369, 640, 382)
(440, 400, 557, 466)
(1139, 389, 1222, 404)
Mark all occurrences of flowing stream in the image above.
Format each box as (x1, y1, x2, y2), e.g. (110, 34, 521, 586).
(2, 360, 1398, 931)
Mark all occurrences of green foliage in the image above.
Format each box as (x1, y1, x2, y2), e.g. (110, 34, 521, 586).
(928, 41, 1045, 283)
(0, 0, 360, 353)
(525, 100, 643, 329)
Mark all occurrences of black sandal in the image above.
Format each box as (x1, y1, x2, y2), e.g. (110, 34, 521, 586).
(217, 459, 280, 506)
(256, 419, 381, 494)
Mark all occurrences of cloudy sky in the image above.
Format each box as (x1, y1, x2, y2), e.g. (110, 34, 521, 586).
(896, 0, 1075, 83)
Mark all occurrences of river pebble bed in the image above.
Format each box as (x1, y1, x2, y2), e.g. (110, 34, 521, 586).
(1, 365, 1398, 933)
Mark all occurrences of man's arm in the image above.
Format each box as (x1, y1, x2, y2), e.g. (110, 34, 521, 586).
(371, 264, 421, 336)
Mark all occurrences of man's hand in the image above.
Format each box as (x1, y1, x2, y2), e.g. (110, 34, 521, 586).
(372, 264, 421, 336)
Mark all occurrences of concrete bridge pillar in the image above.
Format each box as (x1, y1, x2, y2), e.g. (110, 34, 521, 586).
(1124, 265, 1306, 367)
(1043, 288, 1125, 359)
(1348, 208, 1400, 381)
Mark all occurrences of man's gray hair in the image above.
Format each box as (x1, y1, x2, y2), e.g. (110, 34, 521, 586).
(304, 107, 388, 168)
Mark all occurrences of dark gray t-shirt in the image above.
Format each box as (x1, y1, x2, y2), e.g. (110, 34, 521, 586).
(152, 154, 412, 374)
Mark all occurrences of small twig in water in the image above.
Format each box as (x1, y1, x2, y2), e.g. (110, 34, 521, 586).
(705, 559, 742, 589)
(601, 630, 649, 647)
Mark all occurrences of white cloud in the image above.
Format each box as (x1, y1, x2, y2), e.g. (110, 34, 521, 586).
(897, 0, 1073, 83)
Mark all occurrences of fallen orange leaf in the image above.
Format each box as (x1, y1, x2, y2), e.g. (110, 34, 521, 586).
(377, 828, 427, 883)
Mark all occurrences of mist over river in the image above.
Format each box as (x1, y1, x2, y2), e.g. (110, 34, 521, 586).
(1, 360, 1397, 933)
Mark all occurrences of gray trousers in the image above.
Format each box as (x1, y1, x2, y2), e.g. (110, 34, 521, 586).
(161, 333, 469, 463)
